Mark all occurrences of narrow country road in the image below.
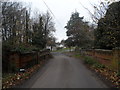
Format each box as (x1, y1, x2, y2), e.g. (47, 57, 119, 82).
(19, 52, 107, 88)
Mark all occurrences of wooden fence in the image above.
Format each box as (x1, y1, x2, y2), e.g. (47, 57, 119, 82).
(79, 48, 120, 71)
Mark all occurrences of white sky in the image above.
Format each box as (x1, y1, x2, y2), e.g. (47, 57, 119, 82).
(14, 0, 101, 42)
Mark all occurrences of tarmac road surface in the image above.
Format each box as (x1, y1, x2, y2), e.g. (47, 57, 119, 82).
(19, 52, 107, 88)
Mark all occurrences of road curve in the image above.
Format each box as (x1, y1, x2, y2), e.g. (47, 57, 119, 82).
(20, 52, 107, 88)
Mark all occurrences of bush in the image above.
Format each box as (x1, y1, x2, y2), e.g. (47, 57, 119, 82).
(93, 63, 105, 68)
(74, 54, 81, 58)
(56, 47, 63, 50)
(13, 45, 39, 53)
(3, 41, 39, 53)
(84, 56, 96, 65)
(84, 56, 105, 68)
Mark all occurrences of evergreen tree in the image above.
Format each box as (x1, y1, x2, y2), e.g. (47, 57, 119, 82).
(65, 11, 93, 48)
(95, 1, 120, 49)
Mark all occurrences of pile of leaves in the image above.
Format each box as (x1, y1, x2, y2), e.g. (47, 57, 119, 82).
(90, 67, 120, 88)
(2, 64, 42, 88)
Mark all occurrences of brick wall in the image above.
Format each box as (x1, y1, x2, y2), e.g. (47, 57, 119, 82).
(8, 50, 51, 71)
(81, 48, 120, 71)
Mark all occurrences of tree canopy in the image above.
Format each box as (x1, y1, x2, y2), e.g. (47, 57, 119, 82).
(94, 1, 120, 49)
(65, 12, 94, 49)
(2, 2, 56, 51)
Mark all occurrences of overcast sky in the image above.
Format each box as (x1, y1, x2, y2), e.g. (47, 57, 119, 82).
(16, 0, 101, 42)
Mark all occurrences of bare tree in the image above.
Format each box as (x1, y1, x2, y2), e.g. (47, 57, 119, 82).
(79, 0, 118, 24)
